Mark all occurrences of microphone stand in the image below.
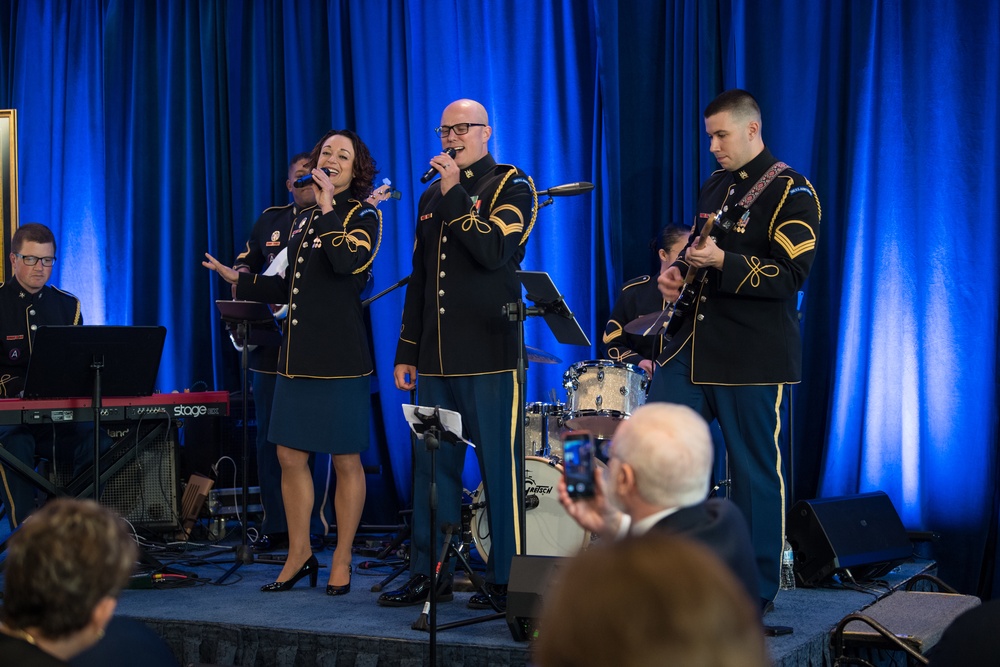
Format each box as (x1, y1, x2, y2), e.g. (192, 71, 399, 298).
(361, 275, 409, 308)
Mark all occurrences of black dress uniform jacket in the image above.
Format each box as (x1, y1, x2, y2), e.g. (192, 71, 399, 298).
(603, 275, 668, 365)
(657, 148, 820, 384)
(0, 280, 82, 398)
(234, 202, 304, 372)
(395, 153, 536, 376)
(236, 196, 381, 379)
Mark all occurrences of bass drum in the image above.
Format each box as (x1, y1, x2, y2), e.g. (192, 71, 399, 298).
(472, 456, 600, 560)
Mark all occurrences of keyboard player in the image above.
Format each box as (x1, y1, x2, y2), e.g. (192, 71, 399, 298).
(0, 223, 111, 528)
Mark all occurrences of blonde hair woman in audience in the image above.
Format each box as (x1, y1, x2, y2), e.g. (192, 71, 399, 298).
(534, 533, 768, 667)
(0, 498, 137, 666)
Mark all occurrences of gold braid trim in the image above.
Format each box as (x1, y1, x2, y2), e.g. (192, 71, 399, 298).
(768, 178, 793, 238)
(488, 167, 538, 246)
(768, 177, 822, 237)
(327, 201, 382, 275)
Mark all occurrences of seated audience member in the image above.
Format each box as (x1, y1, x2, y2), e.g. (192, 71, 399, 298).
(534, 533, 768, 667)
(0, 498, 140, 666)
(557, 401, 760, 606)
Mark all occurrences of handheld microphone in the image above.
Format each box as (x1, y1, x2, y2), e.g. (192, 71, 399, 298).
(420, 148, 457, 184)
(293, 167, 333, 189)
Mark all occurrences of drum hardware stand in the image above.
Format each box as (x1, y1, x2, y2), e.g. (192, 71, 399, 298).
(363, 511, 411, 593)
(412, 522, 505, 635)
(213, 300, 276, 584)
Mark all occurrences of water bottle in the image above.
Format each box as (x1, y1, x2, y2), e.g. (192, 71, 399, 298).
(780, 538, 796, 590)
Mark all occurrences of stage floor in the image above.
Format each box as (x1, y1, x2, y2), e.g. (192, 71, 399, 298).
(0, 524, 935, 667)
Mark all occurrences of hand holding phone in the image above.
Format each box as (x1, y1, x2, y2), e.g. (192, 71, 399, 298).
(562, 430, 596, 498)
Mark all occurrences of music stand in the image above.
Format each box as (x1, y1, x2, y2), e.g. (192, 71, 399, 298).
(214, 300, 276, 583)
(402, 406, 500, 658)
(21, 325, 166, 503)
(504, 271, 589, 553)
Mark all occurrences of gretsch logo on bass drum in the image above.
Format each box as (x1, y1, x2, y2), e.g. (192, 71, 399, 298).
(524, 472, 554, 496)
(173, 404, 208, 417)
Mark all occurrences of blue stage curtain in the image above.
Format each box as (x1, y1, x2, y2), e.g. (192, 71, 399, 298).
(1, 0, 997, 594)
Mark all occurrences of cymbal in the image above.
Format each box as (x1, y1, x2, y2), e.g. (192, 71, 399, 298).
(526, 345, 562, 364)
(623, 308, 672, 336)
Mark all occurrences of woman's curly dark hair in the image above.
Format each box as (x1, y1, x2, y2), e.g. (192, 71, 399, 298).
(306, 129, 379, 201)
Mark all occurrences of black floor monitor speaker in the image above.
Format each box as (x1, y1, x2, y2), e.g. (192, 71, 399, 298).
(506, 554, 567, 642)
(786, 491, 912, 587)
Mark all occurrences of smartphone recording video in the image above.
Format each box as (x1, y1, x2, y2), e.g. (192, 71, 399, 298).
(563, 430, 596, 498)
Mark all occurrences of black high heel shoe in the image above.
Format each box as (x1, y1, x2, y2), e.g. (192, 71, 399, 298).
(260, 554, 318, 592)
(326, 565, 352, 596)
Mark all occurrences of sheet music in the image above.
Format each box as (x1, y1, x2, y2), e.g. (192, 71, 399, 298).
(402, 404, 474, 447)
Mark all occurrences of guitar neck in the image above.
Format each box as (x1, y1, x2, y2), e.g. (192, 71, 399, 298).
(681, 212, 719, 284)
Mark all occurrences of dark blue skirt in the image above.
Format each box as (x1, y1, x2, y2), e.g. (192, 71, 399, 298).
(268, 375, 370, 455)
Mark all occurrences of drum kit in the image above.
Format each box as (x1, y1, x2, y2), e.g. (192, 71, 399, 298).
(471, 347, 651, 558)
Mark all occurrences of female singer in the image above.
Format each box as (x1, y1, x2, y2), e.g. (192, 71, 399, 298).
(204, 129, 383, 596)
(602, 223, 689, 375)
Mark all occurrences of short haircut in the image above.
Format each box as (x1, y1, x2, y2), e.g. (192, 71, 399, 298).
(11, 222, 56, 255)
(613, 403, 713, 508)
(535, 534, 767, 667)
(289, 152, 311, 169)
(704, 89, 761, 125)
(306, 129, 378, 201)
(1, 499, 137, 639)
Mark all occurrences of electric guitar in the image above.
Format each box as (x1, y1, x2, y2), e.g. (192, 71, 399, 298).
(625, 210, 735, 340)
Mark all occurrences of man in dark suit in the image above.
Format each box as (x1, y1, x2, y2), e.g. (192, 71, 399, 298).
(557, 402, 759, 607)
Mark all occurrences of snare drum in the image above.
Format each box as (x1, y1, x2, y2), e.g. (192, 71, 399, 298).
(524, 402, 565, 457)
(472, 456, 599, 560)
(563, 360, 649, 438)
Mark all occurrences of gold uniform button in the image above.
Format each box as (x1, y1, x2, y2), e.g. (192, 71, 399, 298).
(439, 271, 446, 278)
(441, 253, 446, 260)
(30, 324, 37, 331)
(28, 309, 36, 316)
(292, 288, 299, 294)
(291, 303, 297, 310)
(700, 296, 707, 303)
(291, 319, 299, 326)
(295, 272, 301, 278)
(297, 256, 305, 263)
(439, 308, 445, 314)
(696, 314, 705, 321)
(442, 236, 448, 243)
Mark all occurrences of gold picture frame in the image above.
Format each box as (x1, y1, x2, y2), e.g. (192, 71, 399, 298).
(1, 109, 19, 282)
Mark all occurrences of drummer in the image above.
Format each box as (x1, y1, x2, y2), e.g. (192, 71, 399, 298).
(602, 223, 690, 375)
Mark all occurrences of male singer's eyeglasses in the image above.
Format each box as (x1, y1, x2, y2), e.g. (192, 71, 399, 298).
(434, 123, 486, 138)
(15, 254, 57, 267)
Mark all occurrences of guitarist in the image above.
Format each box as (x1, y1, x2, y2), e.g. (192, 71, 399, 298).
(649, 89, 820, 615)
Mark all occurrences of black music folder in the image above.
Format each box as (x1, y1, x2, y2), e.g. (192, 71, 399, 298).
(21, 325, 166, 399)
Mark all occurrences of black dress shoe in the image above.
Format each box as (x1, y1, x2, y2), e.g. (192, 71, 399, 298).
(260, 554, 318, 592)
(468, 583, 507, 611)
(326, 565, 352, 596)
(376, 573, 454, 607)
(252, 532, 289, 553)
